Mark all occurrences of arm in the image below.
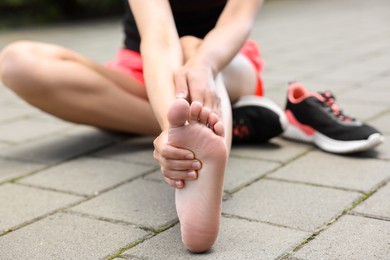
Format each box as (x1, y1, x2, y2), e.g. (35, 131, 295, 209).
(175, 0, 263, 110)
(129, 0, 199, 188)
(129, 0, 181, 130)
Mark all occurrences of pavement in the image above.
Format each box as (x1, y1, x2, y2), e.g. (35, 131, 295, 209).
(0, 0, 389, 259)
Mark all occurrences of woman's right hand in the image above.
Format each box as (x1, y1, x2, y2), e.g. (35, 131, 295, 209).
(153, 129, 202, 188)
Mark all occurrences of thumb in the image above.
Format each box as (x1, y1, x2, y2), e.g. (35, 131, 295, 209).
(173, 70, 189, 99)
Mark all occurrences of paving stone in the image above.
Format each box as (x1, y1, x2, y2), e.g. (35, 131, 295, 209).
(340, 103, 388, 122)
(124, 217, 309, 260)
(0, 130, 114, 164)
(0, 184, 82, 231)
(71, 179, 176, 230)
(94, 136, 159, 166)
(224, 157, 280, 193)
(339, 84, 390, 105)
(230, 137, 312, 164)
(353, 181, 390, 220)
(0, 157, 46, 183)
(292, 215, 390, 259)
(369, 112, 390, 134)
(270, 151, 390, 192)
(223, 179, 361, 231)
(0, 213, 148, 260)
(374, 135, 390, 160)
(0, 104, 32, 124)
(18, 157, 154, 196)
(0, 117, 72, 143)
(0, 141, 10, 148)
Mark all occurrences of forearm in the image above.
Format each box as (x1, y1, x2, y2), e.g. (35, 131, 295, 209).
(130, 0, 183, 130)
(141, 41, 182, 130)
(190, 0, 263, 75)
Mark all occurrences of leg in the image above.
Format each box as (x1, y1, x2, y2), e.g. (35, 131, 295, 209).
(171, 36, 255, 252)
(0, 41, 160, 135)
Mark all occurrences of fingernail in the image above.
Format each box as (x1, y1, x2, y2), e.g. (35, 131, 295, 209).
(175, 180, 184, 188)
(176, 92, 186, 99)
(192, 161, 201, 169)
(187, 171, 197, 179)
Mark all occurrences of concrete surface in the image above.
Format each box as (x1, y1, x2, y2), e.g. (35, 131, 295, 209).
(0, 0, 389, 259)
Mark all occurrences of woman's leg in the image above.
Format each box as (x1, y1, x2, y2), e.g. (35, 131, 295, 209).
(0, 41, 160, 135)
(171, 36, 257, 252)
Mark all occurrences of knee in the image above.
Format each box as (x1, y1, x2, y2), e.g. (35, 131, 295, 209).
(0, 41, 37, 86)
(180, 36, 202, 61)
(0, 41, 51, 98)
(180, 36, 202, 47)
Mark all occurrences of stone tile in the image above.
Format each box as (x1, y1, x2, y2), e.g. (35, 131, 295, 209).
(270, 151, 390, 192)
(0, 213, 148, 260)
(18, 157, 154, 196)
(369, 112, 390, 134)
(0, 117, 72, 143)
(230, 137, 312, 164)
(338, 85, 390, 105)
(374, 135, 390, 160)
(124, 217, 309, 260)
(0, 105, 32, 124)
(0, 157, 46, 183)
(223, 179, 361, 231)
(340, 103, 388, 122)
(353, 182, 390, 219)
(292, 215, 390, 259)
(0, 184, 82, 231)
(0, 141, 10, 148)
(71, 179, 176, 230)
(0, 131, 114, 164)
(94, 136, 159, 166)
(224, 157, 280, 193)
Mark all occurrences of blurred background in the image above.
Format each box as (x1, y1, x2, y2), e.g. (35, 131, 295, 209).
(0, 0, 124, 29)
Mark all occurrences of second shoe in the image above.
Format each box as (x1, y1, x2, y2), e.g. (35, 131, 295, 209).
(283, 82, 384, 154)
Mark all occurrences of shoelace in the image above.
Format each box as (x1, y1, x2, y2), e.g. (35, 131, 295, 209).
(319, 90, 355, 122)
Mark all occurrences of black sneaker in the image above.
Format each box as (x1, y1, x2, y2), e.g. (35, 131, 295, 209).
(283, 82, 384, 154)
(232, 96, 287, 144)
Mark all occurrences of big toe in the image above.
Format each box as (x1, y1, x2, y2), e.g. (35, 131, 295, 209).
(168, 98, 190, 128)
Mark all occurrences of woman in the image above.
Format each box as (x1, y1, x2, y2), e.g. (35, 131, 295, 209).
(0, 0, 264, 252)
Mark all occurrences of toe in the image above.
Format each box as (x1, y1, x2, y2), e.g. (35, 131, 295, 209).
(199, 107, 211, 125)
(168, 99, 190, 128)
(189, 101, 203, 123)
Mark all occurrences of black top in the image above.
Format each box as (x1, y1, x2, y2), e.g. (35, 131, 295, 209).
(123, 0, 227, 52)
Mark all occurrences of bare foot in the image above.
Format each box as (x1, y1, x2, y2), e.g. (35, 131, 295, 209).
(167, 99, 228, 253)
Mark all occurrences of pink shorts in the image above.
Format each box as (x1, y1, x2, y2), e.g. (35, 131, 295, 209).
(105, 39, 265, 96)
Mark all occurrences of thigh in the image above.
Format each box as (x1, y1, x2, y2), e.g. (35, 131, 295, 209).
(3, 41, 148, 100)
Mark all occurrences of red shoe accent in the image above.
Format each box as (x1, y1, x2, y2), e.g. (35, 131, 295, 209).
(285, 109, 315, 136)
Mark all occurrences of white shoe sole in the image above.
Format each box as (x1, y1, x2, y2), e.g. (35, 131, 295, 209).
(233, 96, 288, 131)
(283, 123, 385, 154)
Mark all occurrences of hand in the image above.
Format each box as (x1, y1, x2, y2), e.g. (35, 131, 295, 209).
(153, 129, 202, 188)
(174, 62, 221, 116)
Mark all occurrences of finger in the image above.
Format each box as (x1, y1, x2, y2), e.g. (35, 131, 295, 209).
(174, 70, 189, 99)
(164, 177, 185, 189)
(159, 158, 202, 171)
(154, 140, 195, 160)
(161, 167, 198, 181)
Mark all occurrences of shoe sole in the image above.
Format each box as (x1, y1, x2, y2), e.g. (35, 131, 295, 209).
(283, 122, 385, 154)
(233, 96, 288, 131)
